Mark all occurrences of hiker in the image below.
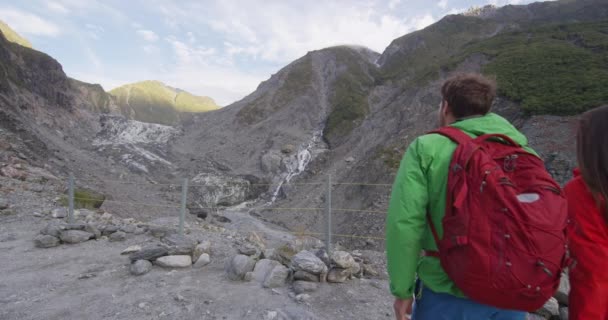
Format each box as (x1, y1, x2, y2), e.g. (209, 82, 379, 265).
(386, 73, 568, 320)
(565, 105, 608, 320)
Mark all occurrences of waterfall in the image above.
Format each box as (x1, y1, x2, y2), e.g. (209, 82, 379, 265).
(270, 130, 323, 203)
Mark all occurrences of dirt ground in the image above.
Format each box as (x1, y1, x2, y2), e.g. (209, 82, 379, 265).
(0, 175, 394, 320)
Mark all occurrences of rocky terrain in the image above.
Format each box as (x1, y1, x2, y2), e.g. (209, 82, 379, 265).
(0, 0, 606, 319)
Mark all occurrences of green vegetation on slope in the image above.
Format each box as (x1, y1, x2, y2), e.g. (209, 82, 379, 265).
(60, 188, 105, 209)
(458, 21, 608, 115)
(236, 55, 314, 124)
(110, 80, 218, 125)
(323, 47, 379, 145)
(0, 20, 32, 48)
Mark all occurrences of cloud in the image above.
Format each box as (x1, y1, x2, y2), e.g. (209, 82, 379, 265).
(85, 23, 104, 39)
(438, 0, 449, 10)
(0, 7, 60, 36)
(410, 14, 436, 30)
(46, 1, 70, 14)
(137, 29, 159, 42)
(143, 45, 159, 54)
(388, 0, 401, 10)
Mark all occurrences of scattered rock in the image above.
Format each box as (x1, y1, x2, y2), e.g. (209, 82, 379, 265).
(147, 225, 174, 238)
(193, 253, 211, 268)
(263, 265, 289, 288)
(78, 273, 97, 280)
(294, 270, 319, 282)
(345, 156, 355, 163)
(60, 230, 94, 244)
(327, 268, 350, 283)
(121, 245, 142, 255)
(51, 208, 67, 219)
(237, 243, 259, 256)
(554, 273, 570, 305)
(225, 254, 256, 281)
(293, 281, 319, 294)
(33, 211, 43, 217)
(129, 247, 168, 262)
(0, 199, 8, 210)
(281, 144, 296, 155)
(129, 260, 152, 276)
(65, 222, 87, 230)
(133, 227, 146, 235)
(214, 215, 231, 223)
(161, 233, 197, 255)
(84, 224, 102, 239)
(154, 255, 192, 268)
(100, 212, 113, 220)
(109, 231, 127, 242)
(536, 298, 559, 319)
(192, 241, 212, 263)
(120, 225, 137, 234)
(253, 259, 282, 283)
(34, 234, 60, 248)
(101, 225, 119, 236)
(363, 264, 379, 277)
(295, 294, 311, 303)
(40, 221, 66, 238)
(331, 251, 357, 269)
(291, 251, 328, 275)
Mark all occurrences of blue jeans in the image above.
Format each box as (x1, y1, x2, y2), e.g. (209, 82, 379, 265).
(412, 282, 526, 320)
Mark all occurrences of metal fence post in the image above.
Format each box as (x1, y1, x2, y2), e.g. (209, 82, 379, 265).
(325, 174, 332, 254)
(179, 178, 189, 235)
(68, 173, 75, 224)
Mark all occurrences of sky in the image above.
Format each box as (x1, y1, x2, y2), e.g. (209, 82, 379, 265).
(0, 0, 546, 105)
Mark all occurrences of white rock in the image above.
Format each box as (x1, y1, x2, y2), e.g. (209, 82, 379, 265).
(60, 230, 93, 244)
(193, 253, 211, 268)
(263, 265, 289, 288)
(154, 255, 192, 268)
(51, 208, 67, 219)
(121, 245, 142, 255)
(291, 250, 328, 275)
(192, 241, 212, 263)
(130, 260, 152, 276)
(331, 251, 357, 269)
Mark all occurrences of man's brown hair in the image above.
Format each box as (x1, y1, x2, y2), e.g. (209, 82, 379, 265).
(441, 73, 497, 119)
(577, 105, 608, 222)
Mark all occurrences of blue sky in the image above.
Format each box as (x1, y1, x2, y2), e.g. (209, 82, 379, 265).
(0, 0, 547, 105)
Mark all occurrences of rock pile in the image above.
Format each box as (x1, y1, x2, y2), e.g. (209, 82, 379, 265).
(126, 233, 212, 276)
(225, 237, 370, 301)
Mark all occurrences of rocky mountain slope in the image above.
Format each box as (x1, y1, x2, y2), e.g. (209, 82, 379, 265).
(110, 81, 219, 125)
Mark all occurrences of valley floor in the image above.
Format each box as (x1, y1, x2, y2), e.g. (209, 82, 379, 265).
(0, 175, 394, 320)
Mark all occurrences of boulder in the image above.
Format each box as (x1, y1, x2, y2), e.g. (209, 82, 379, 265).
(225, 254, 256, 281)
(130, 260, 152, 276)
(40, 221, 67, 238)
(192, 241, 212, 263)
(129, 247, 168, 262)
(109, 231, 127, 242)
(60, 230, 94, 244)
(120, 225, 137, 234)
(263, 265, 289, 288)
(154, 255, 192, 268)
(345, 157, 355, 163)
(121, 245, 142, 255)
(34, 234, 60, 248)
(85, 224, 102, 239)
(291, 250, 327, 275)
(51, 208, 67, 219)
(275, 245, 297, 266)
(293, 281, 319, 294)
(327, 268, 350, 283)
(101, 225, 119, 236)
(65, 222, 87, 230)
(554, 273, 570, 305)
(161, 233, 197, 255)
(237, 243, 259, 256)
(294, 270, 319, 282)
(253, 259, 282, 283)
(315, 249, 330, 267)
(193, 253, 211, 268)
(330, 251, 357, 269)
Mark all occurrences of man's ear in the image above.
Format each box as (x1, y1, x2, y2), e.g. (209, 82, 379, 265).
(441, 101, 450, 116)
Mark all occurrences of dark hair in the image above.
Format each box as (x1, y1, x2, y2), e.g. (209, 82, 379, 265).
(577, 105, 608, 222)
(441, 73, 496, 118)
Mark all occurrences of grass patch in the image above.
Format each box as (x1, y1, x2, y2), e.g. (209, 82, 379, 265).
(60, 188, 105, 209)
(0, 20, 32, 48)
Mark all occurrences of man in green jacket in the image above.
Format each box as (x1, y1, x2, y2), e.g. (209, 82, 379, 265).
(386, 73, 528, 320)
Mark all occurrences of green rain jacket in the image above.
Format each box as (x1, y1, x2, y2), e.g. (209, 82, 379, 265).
(386, 113, 537, 299)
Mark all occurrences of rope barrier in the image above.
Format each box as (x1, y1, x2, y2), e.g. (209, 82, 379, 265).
(73, 197, 181, 209)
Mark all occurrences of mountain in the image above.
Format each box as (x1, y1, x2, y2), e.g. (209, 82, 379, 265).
(1, 0, 608, 250)
(109, 80, 219, 125)
(0, 20, 32, 48)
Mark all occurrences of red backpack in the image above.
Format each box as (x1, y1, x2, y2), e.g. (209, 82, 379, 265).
(426, 126, 568, 311)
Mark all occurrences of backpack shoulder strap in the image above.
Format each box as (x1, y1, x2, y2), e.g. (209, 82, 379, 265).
(429, 126, 472, 145)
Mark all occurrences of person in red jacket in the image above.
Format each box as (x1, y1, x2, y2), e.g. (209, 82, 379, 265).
(564, 105, 608, 320)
